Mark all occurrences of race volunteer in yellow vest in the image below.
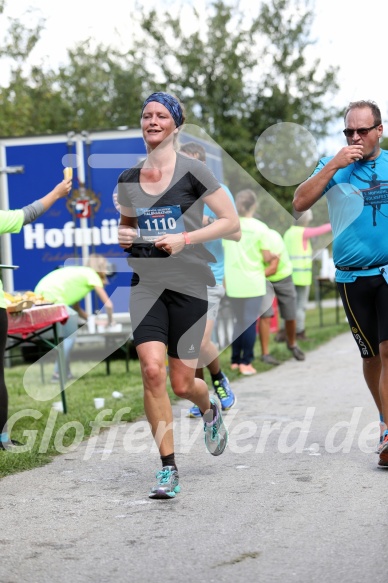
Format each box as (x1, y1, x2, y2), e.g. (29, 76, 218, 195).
(259, 228, 305, 363)
(283, 210, 331, 339)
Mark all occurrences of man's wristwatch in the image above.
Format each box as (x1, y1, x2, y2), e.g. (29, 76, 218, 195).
(207, 216, 216, 225)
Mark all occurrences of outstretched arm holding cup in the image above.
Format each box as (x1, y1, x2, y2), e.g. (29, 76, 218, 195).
(0, 172, 72, 450)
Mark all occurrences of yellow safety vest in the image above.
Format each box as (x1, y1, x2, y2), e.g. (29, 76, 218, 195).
(283, 226, 312, 286)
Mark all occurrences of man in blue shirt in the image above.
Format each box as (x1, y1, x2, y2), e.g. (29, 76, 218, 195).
(293, 100, 388, 468)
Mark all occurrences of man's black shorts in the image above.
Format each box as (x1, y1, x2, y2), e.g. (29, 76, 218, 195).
(129, 285, 208, 360)
(337, 275, 388, 358)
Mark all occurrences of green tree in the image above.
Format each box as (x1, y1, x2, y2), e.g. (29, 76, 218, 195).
(381, 137, 388, 150)
(247, 0, 340, 212)
(0, 0, 341, 217)
(54, 40, 149, 133)
(134, 0, 340, 213)
(0, 0, 148, 136)
(137, 1, 257, 154)
(0, 40, 149, 135)
(0, 2, 46, 136)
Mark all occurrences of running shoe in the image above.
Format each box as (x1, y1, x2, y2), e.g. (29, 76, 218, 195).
(149, 466, 181, 499)
(230, 363, 239, 371)
(0, 439, 24, 451)
(213, 374, 236, 411)
(378, 433, 388, 467)
(203, 398, 228, 456)
(187, 405, 202, 418)
(376, 422, 387, 453)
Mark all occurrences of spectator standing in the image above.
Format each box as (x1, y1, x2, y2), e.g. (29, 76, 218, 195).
(0, 176, 72, 450)
(179, 141, 237, 417)
(282, 209, 331, 340)
(223, 189, 274, 375)
(258, 228, 305, 364)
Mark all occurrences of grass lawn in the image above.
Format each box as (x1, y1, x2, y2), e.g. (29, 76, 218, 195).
(0, 305, 349, 478)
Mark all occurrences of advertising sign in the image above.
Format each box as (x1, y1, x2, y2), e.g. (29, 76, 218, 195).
(1, 130, 225, 314)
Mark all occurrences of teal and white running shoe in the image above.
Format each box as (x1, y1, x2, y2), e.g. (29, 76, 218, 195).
(203, 398, 228, 456)
(149, 466, 181, 499)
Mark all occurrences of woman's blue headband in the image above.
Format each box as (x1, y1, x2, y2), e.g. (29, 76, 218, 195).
(141, 92, 183, 128)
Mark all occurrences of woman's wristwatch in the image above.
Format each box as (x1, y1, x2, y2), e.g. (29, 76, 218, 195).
(182, 231, 194, 248)
(182, 231, 191, 245)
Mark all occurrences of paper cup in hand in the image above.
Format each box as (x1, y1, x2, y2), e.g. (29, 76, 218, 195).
(63, 167, 73, 180)
(94, 398, 105, 409)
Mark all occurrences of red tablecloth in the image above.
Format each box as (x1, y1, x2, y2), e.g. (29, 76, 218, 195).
(7, 304, 69, 337)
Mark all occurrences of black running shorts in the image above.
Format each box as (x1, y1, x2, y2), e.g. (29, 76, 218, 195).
(337, 275, 388, 358)
(129, 285, 208, 360)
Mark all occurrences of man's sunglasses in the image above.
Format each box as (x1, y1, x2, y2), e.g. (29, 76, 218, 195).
(343, 124, 380, 138)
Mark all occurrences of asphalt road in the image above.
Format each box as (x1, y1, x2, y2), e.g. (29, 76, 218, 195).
(0, 332, 386, 583)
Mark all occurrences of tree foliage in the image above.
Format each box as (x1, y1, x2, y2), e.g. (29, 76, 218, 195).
(0, 0, 341, 211)
(381, 137, 388, 150)
(54, 41, 148, 132)
(0, 3, 45, 136)
(133, 0, 340, 210)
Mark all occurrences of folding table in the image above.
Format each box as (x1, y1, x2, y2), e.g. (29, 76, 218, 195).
(6, 304, 69, 412)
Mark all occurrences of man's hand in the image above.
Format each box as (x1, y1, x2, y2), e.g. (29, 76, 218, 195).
(332, 145, 364, 169)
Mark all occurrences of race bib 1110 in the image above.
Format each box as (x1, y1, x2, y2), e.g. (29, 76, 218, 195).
(136, 205, 185, 241)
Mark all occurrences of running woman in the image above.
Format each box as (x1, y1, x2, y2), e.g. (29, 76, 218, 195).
(117, 92, 240, 497)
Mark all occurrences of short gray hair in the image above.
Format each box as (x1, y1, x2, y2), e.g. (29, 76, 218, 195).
(343, 100, 382, 125)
